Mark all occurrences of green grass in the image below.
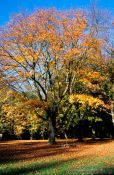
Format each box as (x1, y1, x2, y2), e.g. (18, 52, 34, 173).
(0, 155, 114, 175)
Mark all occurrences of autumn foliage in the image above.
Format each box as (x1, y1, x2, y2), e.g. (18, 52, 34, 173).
(0, 9, 113, 144)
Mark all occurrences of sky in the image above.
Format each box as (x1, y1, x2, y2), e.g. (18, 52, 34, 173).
(0, 0, 114, 26)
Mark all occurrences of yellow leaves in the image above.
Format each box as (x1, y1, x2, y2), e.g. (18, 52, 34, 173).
(2, 104, 24, 120)
(65, 48, 80, 59)
(2, 103, 27, 136)
(14, 55, 24, 63)
(77, 68, 106, 89)
(0, 88, 9, 101)
(0, 9, 110, 116)
(69, 94, 105, 110)
(2, 104, 11, 113)
(87, 71, 104, 80)
(14, 126, 24, 136)
(1, 89, 45, 136)
(27, 114, 42, 132)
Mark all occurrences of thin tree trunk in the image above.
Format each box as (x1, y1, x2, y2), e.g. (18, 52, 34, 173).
(77, 120, 83, 142)
(30, 132, 33, 140)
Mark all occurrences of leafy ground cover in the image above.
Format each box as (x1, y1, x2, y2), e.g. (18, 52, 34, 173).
(0, 139, 114, 174)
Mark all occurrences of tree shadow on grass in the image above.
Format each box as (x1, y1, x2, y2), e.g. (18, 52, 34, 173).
(0, 158, 77, 175)
(1, 158, 114, 175)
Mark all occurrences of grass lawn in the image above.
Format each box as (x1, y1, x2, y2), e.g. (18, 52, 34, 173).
(0, 139, 114, 174)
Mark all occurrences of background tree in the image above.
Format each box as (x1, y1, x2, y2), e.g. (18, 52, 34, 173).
(0, 90, 43, 139)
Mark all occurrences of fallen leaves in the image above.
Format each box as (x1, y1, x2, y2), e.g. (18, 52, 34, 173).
(0, 139, 114, 164)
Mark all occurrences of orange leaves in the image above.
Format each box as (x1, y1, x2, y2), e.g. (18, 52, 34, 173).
(4, 65, 11, 71)
(60, 10, 87, 42)
(82, 35, 102, 48)
(87, 71, 104, 81)
(76, 68, 106, 94)
(0, 8, 110, 115)
(18, 72, 31, 78)
(81, 35, 103, 63)
(8, 77, 18, 83)
(25, 99, 48, 110)
(0, 9, 87, 70)
(65, 48, 81, 59)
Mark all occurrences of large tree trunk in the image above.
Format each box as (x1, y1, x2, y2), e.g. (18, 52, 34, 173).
(47, 109, 56, 145)
(48, 119, 56, 144)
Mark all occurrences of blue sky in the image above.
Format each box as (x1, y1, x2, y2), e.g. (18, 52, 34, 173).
(0, 0, 114, 26)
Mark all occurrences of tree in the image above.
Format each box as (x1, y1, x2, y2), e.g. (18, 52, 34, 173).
(0, 90, 42, 139)
(0, 9, 109, 144)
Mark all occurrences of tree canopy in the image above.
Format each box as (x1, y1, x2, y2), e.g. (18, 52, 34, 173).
(0, 8, 113, 144)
